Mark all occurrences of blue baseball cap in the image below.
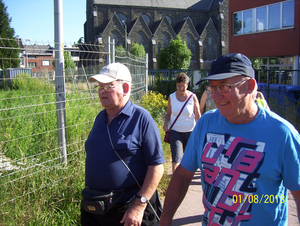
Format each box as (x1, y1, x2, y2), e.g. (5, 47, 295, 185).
(196, 53, 255, 85)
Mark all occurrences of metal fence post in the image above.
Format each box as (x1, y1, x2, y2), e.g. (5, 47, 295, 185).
(145, 53, 148, 93)
(54, 0, 67, 165)
(107, 36, 111, 64)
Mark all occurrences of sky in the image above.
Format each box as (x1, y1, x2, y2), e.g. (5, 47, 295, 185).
(3, 0, 86, 46)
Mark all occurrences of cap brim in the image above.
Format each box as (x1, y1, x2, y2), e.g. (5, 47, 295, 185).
(196, 72, 241, 85)
(88, 74, 117, 83)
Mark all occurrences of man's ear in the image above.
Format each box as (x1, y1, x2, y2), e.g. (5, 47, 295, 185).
(122, 82, 130, 95)
(248, 78, 256, 93)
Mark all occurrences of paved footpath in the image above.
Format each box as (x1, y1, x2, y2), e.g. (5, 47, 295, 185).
(162, 170, 299, 225)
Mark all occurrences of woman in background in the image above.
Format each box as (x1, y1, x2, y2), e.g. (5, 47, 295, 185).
(163, 73, 201, 174)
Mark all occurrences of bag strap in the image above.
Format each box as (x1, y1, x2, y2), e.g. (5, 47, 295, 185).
(106, 123, 160, 221)
(169, 93, 193, 130)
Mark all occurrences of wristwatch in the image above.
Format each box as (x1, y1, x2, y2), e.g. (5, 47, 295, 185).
(136, 195, 148, 204)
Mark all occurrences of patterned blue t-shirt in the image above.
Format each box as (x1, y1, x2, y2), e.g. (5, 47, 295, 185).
(182, 106, 300, 225)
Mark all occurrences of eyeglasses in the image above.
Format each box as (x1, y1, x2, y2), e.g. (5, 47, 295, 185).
(205, 79, 249, 94)
(95, 84, 116, 92)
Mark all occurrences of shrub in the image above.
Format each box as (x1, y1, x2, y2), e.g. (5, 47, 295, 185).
(141, 91, 168, 122)
(268, 97, 300, 132)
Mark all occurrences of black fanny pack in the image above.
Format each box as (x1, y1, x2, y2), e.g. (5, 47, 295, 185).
(81, 182, 143, 215)
(81, 187, 125, 215)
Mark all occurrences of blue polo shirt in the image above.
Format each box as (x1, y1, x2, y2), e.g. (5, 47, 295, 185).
(85, 100, 165, 202)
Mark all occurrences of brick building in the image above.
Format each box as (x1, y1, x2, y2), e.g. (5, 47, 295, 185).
(84, 0, 229, 69)
(229, 0, 299, 73)
(22, 44, 54, 77)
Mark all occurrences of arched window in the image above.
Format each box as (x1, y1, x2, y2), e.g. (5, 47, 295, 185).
(144, 43, 149, 53)
(208, 37, 212, 60)
(142, 14, 150, 25)
(191, 44, 195, 60)
(117, 13, 127, 24)
(113, 34, 117, 45)
(139, 34, 143, 45)
(187, 36, 190, 47)
(213, 45, 217, 60)
(163, 15, 172, 25)
(158, 43, 162, 53)
(186, 35, 195, 60)
(203, 45, 207, 61)
(163, 35, 167, 48)
(183, 16, 193, 23)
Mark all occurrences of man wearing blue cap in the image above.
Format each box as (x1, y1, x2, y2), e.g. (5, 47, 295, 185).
(160, 53, 300, 225)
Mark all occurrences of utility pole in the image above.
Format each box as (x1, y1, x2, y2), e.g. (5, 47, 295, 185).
(54, 0, 67, 165)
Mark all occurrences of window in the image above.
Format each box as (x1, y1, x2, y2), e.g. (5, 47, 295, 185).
(233, 12, 242, 35)
(283, 0, 294, 27)
(42, 60, 50, 66)
(139, 34, 143, 45)
(28, 62, 36, 68)
(142, 14, 150, 25)
(144, 43, 149, 53)
(117, 13, 127, 24)
(163, 15, 172, 25)
(269, 3, 280, 29)
(113, 34, 117, 45)
(208, 37, 212, 60)
(163, 35, 167, 48)
(233, 0, 294, 35)
(203, 45, 207, 61)
(186, 36, 190, 47)
(158, 43, 162, 53)
(213, 45, 217, 60)
(191, 44, 195, 60)
(256, 6, 267, 31)
(243, 9, 253, 33)
(183, 16, 193, 23)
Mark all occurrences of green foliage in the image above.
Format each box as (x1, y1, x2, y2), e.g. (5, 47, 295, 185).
(268, 97, 300, 132)
(115, 45, 126, 56)
(12, 73, 54, 92)
(141, 91, 168, 122)
(130, 43, 146, 58)
(150, 72, 176, 97)
(251, 58, 259, 70)
(157, 35, 192, 70)
(64, 51, 77, 76)
(0, 0, 20, 69)
(0, 81, 99, 225)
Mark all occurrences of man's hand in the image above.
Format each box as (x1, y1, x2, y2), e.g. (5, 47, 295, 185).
(120, 199, 146, 226)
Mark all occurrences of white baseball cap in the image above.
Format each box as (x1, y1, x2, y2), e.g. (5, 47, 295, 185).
(88, 62, 132, 83)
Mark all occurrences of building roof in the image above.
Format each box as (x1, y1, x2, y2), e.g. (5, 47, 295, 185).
(93, 0, 220, 10)
(24, 45, 53, 56)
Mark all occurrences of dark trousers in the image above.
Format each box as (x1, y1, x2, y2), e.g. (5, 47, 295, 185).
(81, 190, 161, 226)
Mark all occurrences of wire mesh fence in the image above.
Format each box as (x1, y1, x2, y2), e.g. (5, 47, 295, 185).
(0, 38, 147, 223)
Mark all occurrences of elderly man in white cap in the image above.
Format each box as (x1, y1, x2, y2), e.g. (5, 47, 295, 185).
(160, 53, 300, 226)
(81, 62, 165, 226)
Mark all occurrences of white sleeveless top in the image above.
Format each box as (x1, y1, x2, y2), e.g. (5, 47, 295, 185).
(170, 92, 196, 132)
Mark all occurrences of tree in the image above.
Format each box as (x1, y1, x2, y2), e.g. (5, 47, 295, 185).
(130, 43, 146, 58)
(157, 35, 192, 69)
(0, 0, 19, 69)
(64, 51, 76, 76)
(115, 45, 126, 57)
